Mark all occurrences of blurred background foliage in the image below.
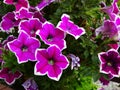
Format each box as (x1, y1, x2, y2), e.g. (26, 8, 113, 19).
(0, 0, 117, 90)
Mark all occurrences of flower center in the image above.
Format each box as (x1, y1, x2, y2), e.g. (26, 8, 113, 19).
(13, 0, 18, 2)
(107, 62, 112, 66)
(30, 29, 35, 35)
(21, 45, 28, 52)
(48, 59, 54, 65)
(47, 34, 53, 42)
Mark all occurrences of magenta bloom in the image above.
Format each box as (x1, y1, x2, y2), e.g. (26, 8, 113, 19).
(95, 20, 119, 40)
(2, 35, 16, 50)
(4, 0, 29, 12)
(0, 12, 20, 32)
(22, 78, 38, 90)
(36, 0, 55, 11)
(101, 0, 119, 20)
(37, 21, 66, 50)
(0, 68, 22, 85)
(15, 7, 33, 20)
(57, 14, 85, 39)
(34, 45, 69, 81)
(19, 18, 42, 37)
(98, 49, 120, 77)
(29, 7, 46, 23)
(108, 43, 119, 50)
(7, 31, 40, 64)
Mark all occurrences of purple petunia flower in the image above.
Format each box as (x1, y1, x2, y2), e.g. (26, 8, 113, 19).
(29, 6, 46, 23)
(37, 21, 66, 50)
(4, 0, 29, 12)
(2, 35, 16, 50)
(7, 31, 40, 64)
(95, 20, 119, 40)
(108, 43, 119, 50)
(34, 45, 69, 81)
(36, 0, 55, 11)
(22, 78, 38, 90)
(67, 54, 80, 70)
(15, 7, 33, 20)
(57, 14, 85, 39)
(98, 49, 120, 77)
(0, 68, 22, 85)
(101, 0, 119, 20)
(0, 12, 20, 32)
(19, 18, 42, 37)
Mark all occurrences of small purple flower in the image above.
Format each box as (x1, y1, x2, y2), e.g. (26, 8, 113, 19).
(34, 45, 69, 81)
(98, 49, 120, 77)
(15, 7, 33, 20)
(37, 21, 66, 50)
(19, 18, 42, 37)
(0, 68, 22, 85)
(7, 31, 40, 64)
(22, 78, 38, 90)
(95, 20, 119, 40)
(67, 54, 80, 70)
(4, 0, 29, 12)
(57, 14, 85, 39)
(101, 0, 119, 20)
(2, 35, 16, 50)
(0, 12, 20, 32)
(36, 0, 55, 11)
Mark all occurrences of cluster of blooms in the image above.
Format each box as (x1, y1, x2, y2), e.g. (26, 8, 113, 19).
(0, 0, 85, 88)
(96, 0, 120, 88)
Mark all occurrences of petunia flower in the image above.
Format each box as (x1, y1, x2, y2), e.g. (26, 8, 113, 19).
(37, 21, 66, 50)
(29, 7, 46, 23)
(0, 68, 22, 85)
(19, 18, 42, 37)
(36, 0, 55, 11)
(67, 54, 80, 70)
(95, 20, 119, 40)
(3, 0, 29, 12)
(34, 45, 69, 81)
(22, 78, 38, 90)
(98, 49, 120, 77)
(15, 7, 33, 20)
(0, 12, 20, 32)
(57, 14, 85, 39)
(7, 31, 40, 64)
(2, 35, 16, 50)
(101, 0, 119, 20)
(108, 43, 119, 50)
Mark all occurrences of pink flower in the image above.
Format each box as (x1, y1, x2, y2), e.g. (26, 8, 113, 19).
(57, 14, 85, 39)
(34, 45, 69, 81)
(4, 0, 29, 12)
(7, 31, 40, 64)
(0, 68, 22, 85)
(37, 21, 66, 50)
